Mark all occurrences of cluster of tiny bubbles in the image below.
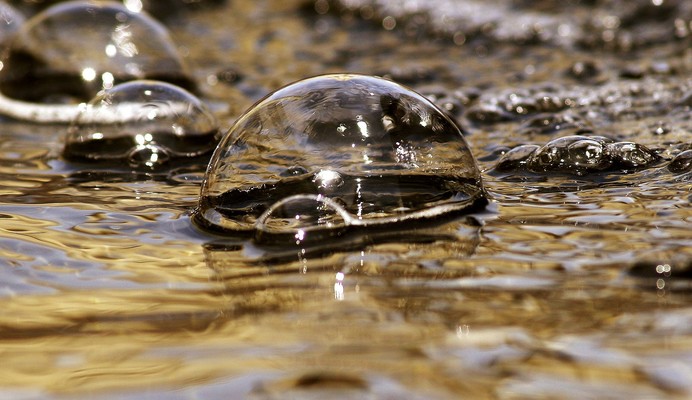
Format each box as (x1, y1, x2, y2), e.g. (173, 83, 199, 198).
(0, 1, 195, 108)
(193, 73, 487, 241)
(63, 80, 219, 170)
(493, 135, 662, 176)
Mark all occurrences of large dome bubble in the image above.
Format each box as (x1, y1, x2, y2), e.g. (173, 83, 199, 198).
(194, 74, 486, 235)
(0, 1, 195, 102)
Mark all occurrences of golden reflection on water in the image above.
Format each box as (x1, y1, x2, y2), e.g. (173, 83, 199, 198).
(0, 0, 691, 398)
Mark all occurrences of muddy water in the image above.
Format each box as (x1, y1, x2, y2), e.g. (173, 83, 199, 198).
(1, 0, 691, 398)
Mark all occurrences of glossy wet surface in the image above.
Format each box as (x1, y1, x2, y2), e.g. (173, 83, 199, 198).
(1, 1, 691, 399)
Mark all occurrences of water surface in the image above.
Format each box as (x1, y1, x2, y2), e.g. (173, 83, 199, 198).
(0, 0, 690, 398)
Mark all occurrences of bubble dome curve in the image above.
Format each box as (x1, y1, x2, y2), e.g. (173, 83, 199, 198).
(194, 74, 487, 234)
(63, 80, 219, 169)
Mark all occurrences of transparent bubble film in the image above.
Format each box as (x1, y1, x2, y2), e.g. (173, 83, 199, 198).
(63, 80, 219, 169)
(0, 1, 195, 103)
(195, 74, 487, 235)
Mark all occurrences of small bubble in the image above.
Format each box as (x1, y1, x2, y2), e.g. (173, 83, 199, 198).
(382, 16, 396, 30)
(526, 135, 611, 174)
(651, 121, 671, 135)
(453, 31, 466, 45)
(668, 150, 692, 173)
(313, 169, 344, 190)
(494, 145, 539, 172)
(63, 80, 219, 169)
(609, 141, 660, 170)
(194, 74, 486, 234)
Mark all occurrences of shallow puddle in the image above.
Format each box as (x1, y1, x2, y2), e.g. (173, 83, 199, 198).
(0, 0, 690, 399)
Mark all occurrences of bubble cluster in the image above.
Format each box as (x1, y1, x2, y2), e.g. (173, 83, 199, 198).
(495, 135, 661, 175)
(63, 80, 219, 169)
(0, 1, 195, 103)
(194, 74, 486, 235)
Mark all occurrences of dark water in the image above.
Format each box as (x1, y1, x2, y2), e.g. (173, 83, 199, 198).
(0, 0, 690, 399)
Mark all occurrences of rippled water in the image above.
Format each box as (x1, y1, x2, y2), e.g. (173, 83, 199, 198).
(1, 0, 690, 399)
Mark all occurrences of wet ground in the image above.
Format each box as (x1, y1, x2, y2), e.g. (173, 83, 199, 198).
(0, 0, 690, 398)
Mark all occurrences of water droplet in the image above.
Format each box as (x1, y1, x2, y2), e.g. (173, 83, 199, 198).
(194, 74, 486, 234)
(0, 1, 195, 103)
(63, 80, 219, 169)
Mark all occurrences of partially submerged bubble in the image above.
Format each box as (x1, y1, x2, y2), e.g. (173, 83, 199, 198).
(0, 1, 195, 103)
(254, 194, 351, 245)
(63, 80, 219, 169)
(194, 73, 486, 234)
